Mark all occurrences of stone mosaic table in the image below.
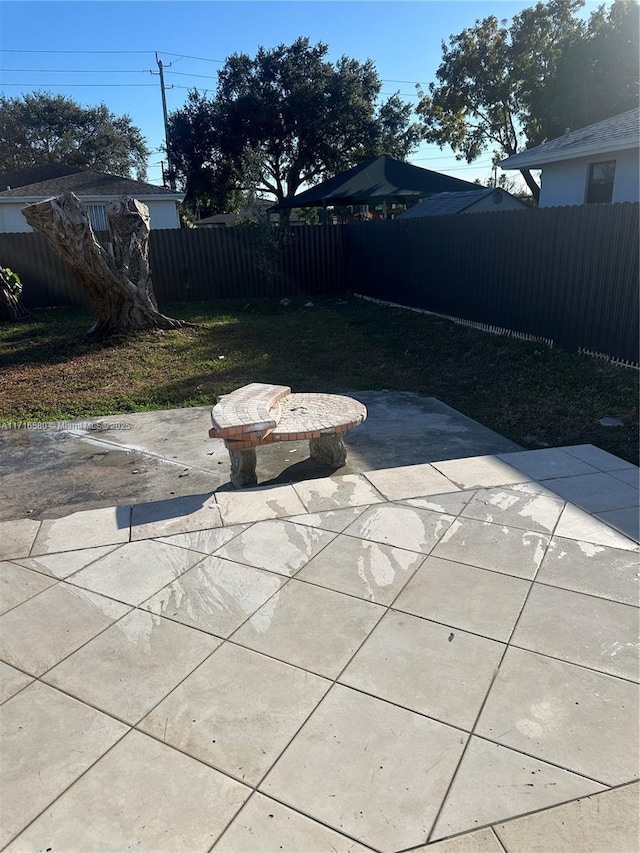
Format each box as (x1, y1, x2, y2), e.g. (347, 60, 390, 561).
(209, 383, 367, 488)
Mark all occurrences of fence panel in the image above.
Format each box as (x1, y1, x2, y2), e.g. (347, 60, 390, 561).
(1, 231, 89, 307)
(346, 203, 639, 364)
(0, 225, 347, 309)
(1, 204, 637, 363)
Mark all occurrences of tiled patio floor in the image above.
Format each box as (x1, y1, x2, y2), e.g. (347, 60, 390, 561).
(0, 445, 638, 852)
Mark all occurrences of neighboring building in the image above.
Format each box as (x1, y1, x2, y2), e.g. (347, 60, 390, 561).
(271, 155, 480, 217)
(397, 188, 528, 219)
(197, 200, 309, 227)
(500, 108, 639, 208)
(0, 164, 184, 232)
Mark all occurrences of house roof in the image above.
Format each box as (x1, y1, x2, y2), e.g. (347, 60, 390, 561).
(0, 166, 183, 200)
(500, 108, 640, 170)
(397, 188, 525, 218)
(272, 155, 479, 210)
(1, 164, 84, 190)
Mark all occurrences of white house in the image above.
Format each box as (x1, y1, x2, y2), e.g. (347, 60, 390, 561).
(500, 108, 639, 208)
(397, 188, 529, 219)
(0, 164, 184, 232)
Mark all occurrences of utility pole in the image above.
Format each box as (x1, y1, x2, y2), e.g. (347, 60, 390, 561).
(154, 53, 176, 190)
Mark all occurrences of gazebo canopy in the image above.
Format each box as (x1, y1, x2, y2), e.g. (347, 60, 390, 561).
(272, 155, 479, 210)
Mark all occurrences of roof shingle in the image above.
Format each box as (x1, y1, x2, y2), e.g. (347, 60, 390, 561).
(0, 167, 181, 198)
(501, 108, 639, 170)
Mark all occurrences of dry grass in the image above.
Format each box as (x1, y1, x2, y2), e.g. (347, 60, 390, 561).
(1, 297, 637, 463)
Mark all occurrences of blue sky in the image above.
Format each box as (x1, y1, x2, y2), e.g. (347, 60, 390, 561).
(0, 1, 602, 191)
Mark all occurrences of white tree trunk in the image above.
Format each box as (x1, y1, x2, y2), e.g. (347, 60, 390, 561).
(22, 192, 189, 335)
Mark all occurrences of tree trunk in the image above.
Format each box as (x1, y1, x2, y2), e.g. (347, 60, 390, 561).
(22, 193, 191, 336)
(278, 207, 292, 230)
(0, 281, 31, 323)
(520, 168, 540, 203)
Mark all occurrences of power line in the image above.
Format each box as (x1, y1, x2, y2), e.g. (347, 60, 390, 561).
(0, 49, 157, 55)
(0, 82, 158, 87)
(0, 48, 226, 62)
(0, 68, 149, 73)
(166, 70, 218, 80)
(161, 52, 225, 64)
(0, 75, 420, 97)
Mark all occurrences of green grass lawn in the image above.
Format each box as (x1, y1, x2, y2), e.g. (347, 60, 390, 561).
(1, 296, 638, 463)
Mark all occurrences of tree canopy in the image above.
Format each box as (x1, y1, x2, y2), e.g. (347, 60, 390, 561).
(0, 92, 150, 179)
(418, 0, 639, 201)
(168, 37, 421, 218)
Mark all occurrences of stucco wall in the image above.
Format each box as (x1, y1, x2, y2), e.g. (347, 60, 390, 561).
(145, 200, 180, 229)
(0, 203, 31, 232)
(0, 198, 181, 232)
(539, 148, 639, 207)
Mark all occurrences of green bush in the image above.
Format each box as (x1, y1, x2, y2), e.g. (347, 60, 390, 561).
(0, 267, 22, 296)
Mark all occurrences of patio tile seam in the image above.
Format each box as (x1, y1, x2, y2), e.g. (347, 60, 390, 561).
(557, 445, 638, 471)
(526, 578, 640, 611)
(0, 519, 41, 562)
(239, 556, 447, 802)
(149, 523, 252, 556)
(360, 465, 463, 502)
(462, 731, 620, 789)
(387, 548, 640, 610)
(9, 520, 637, 706)
(280, 503, 372, 534)
(491, 778, 640, 840)
(3, 540, 636, 843)
(0, 571, 60, 619)
(289, 477, 388, 513)
(47, 542, 129, 583)
(503, 642, 640, 686)
(395, 822, 503, 853)
(501, 505, 639, 682)
(9, 538, 123, 564)
(207, 788, 383, 853)
(550, 519, 640, 550)
(491, 825, 509, 853)
(19, 651, 621, 800)
(0, 592, 138, 680)
(63, 544, 212, 607)
(0, 665, 34, 707)
(137, 492, 640, 546)
(263, 555, 429, 609)
(20, 479, 637, 551)
(130, 659, 334, 790)
(2, 711, 133, 851)
(422, 507, 564, 844)
(119, 489, 635, 550)
(395, 785, 619, 853)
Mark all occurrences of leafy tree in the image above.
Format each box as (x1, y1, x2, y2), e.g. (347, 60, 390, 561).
(0, 92, 150, 179)
(533, 0, 640, 141)
(168, 37, 421, 221)
(418, 0, 639, 202)
(167, 89, 242, 216)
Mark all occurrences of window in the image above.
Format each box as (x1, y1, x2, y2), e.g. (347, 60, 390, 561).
(87, 204, 108, 231)
(586, 160, 616, 204)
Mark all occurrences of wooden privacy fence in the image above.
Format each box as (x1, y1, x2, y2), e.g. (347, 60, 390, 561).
(0, 202, 637, 363)
(346, 202, 639, 364)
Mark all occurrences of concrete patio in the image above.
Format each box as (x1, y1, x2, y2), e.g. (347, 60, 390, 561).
(0, 410, 638, 850)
